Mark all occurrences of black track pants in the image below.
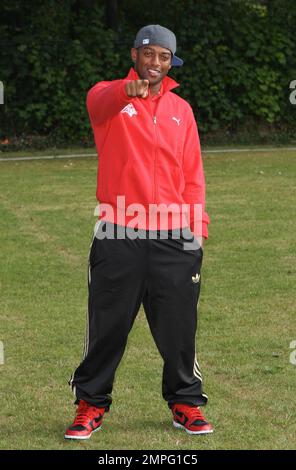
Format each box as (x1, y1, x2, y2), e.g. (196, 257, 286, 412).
(69, 222, 208, 410)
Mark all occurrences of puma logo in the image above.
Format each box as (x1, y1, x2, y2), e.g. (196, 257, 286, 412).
(172, 116, 181, 126)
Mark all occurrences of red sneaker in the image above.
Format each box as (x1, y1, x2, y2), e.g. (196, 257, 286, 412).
(64, 400, 105, 440)
(172, 403, 213, 435)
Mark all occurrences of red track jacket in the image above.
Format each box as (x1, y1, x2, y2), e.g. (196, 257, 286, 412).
(87, 68, 210, 238)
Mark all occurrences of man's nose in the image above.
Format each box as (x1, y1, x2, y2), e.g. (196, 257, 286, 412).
(151, 54, 161, 67)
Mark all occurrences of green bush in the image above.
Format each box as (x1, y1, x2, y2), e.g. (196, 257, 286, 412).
(0, 0, 295, 148)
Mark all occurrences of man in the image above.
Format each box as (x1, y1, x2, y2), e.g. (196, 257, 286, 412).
(65, 24, 213, 440)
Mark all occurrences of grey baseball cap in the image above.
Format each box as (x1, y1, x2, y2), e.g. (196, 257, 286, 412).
(134, 24, 183, 67)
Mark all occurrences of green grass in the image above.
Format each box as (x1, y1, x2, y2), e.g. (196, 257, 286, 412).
(0, 147, 97, 159)
(1, 144, 296, 159)
(0, 149, 295, 450)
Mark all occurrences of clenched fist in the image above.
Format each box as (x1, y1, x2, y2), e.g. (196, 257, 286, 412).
(125, 79, 149, 98)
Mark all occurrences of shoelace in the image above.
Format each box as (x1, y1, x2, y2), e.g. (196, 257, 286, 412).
(178, 406, 206, 423)
(73, 401, 99, 426)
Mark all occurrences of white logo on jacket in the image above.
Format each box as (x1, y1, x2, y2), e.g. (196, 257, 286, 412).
(121, 103, 138, 117)
(172, 116, 181, 126)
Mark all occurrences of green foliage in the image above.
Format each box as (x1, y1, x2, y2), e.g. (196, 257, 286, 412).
(0, 0, 295, 146)
(171, 0, 296, 134)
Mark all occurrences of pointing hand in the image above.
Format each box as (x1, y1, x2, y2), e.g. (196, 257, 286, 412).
(125, 79, 149, 98)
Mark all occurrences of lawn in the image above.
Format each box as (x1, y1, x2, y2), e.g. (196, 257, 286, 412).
(0, 148, 295, 450)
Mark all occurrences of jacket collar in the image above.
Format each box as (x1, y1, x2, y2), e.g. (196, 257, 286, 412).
(126, 68, 179, 93)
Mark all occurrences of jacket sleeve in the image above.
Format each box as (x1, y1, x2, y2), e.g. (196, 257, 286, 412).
(86, 79, 132, 126)
(182, 109, 210, 239)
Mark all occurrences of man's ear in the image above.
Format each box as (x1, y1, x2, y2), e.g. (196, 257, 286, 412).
(131, 47, 137, 64)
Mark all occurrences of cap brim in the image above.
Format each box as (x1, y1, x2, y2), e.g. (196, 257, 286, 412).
(172, 55, 183, 66)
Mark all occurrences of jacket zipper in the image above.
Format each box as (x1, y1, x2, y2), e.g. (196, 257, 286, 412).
(153, 114, 157, 203)
(148, 96, 161, 204)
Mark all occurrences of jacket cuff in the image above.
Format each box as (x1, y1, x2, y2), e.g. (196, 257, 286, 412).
(190, 220, 209, 240)
(202, 221, 209, 239)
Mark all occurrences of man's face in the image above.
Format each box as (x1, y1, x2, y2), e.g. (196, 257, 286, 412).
(131, 45, 172, 86)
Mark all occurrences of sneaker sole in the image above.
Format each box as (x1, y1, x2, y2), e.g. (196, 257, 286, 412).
(173, 421, 213, 435)
(64, 425, 102, 440)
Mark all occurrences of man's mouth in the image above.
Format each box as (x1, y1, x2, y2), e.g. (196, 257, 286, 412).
(147, 69, 161, 78)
